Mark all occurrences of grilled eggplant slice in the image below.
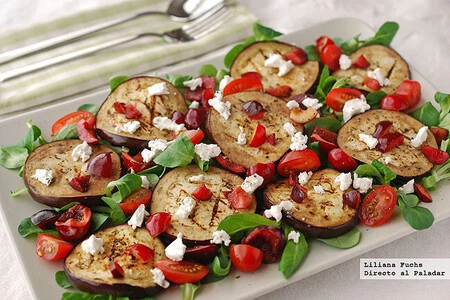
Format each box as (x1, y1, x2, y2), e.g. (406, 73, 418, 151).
(337, 109, 437, 177)
(23, 140, 121, 207)
(150, 165, 257, 245)
(332, 45, 410, 94)
(263, 169, 358, 238)
(205, 91, 302, 168)
(96, 76, 188, 149)
(230, 41, 320, 98)
(65, 225, 165, 298)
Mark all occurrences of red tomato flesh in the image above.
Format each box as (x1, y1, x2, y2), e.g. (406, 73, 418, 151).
(192, 184, 213, 201)
(241, 72, 262, 80)
(223, 77, 263, 96)
(126, 244, 154, 263)
(146, 212, 172, 237)
(36, 233, 73, 261)
(359, 185, 397, 226)
(352, 54, 370, 68)
(119, 188, 152, 214)
(228, 186, 253, 209)
(230, 244, 264, 272)
(247, 162, 275, 188)
(122, 151, 154, 173)
(315, 36, 335, 54)
(325, 88, 363, 112)
(277, 149, 321, 177)
(396, 80, 421, 109)
(266, 85, 292, 98)
(55, 204, 92, 242)
(285, 48, 307, 65)
(52, 110, 95, 136)
(156, 259, 209, 284)
(364, 77, 381, 91)
(69, 175, 91, 192)
(249, 124, 267, 147)
(327, 148, 358, 172)
(380, 94, 410, 111)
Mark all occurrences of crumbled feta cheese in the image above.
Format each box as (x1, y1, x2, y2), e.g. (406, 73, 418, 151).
(140, 139, 171, 163)
(384, 156, 392, 165)
(334, 172, 352, 191)
(283, 122, 297, 136)
(151, 268, 170, 289)
(183, 77, 203, 91)
(141, 148, 157, 164)
(342, 95, 371, 122)
(210, 230, 231, 246)
(302, 97, 323, 111)
(165, 232, 186, 261)
(236, 126, 247, 145)
(264, 54, 294, 76)
(358, 133, 378, 149)
(81, 235, 105, 255)
(189, 100, 200, 109)
(264, 200, 294, 222)
(241, 174, 264, 194)
(174, 197, 196, 219)
(286, 100, 300, 110)
(31, 169, 55, 186)
(411, 126, 428, 148)
(287, 230, 301, 243)
(208, 91, 232, 120)
(352, 173, 373, 193)
(399, 179, 415, 194)
(127, 204, 148, 230)
(219, 75, 234, 93)
(313, 185, 325, 194)
(367, 68, 391, 86)
(115, 120, 141, 134)
(148, 82, 170, 96)
(188, 174, 205, 183)
(141, 175, 150, 189)
(339, 54, 352, 70)
(153, 116, 185, 132)
(194, 143, 221, 161)
(290, 131, 308, 151)
(72, 141, 92, 162)
(297, 171, 313, 185)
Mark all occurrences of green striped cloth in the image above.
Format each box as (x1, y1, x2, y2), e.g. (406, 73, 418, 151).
(0, 0, 257, 117)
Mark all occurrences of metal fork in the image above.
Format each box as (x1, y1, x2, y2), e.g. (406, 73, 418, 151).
(0, 5, 231, 83)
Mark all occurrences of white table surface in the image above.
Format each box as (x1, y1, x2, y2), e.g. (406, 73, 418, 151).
(1, 0, 449, 299)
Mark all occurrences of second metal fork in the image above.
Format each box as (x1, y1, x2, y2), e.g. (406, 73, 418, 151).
(0, 5, 231, 83)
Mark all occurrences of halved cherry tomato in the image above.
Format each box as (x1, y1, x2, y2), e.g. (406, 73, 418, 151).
(228, 186, 253, 209)
(126, 244, 154, 263)
(328, 148, 358, 172)
(430, 126, 449, 146)
(376, 132, 404, 153)
(359, 185, 397, 226)
(156, 259, 209, 284)
(69, 175, 91, 192)
(51, 110, 95, 136)
(223, 77, 263, 96)
(284, 48, 307, 65)
(119, 188, 152, 214)
(181, 129, 205, 145)
(124, 103, 142, 119)
(396, 80, 421, 108)
(420, 145, 450, 165)
(364, 76, 381, 91)
(352, 54, 370, 68)
(325, 88, 363, 112)
(55, 204, 92, 242)
(230, 244, 264, 272)
(249, 124, 266, 147)
(146, 212, 171, 237)
(36, 233, 73, 261)
(77, 119, 99, 145)
(215, 155, 246, 174)
(122, 151, 154, 173)
(414, 183, 432, 203)
(380, 94, 409, 111)
(87, 152, 113, 177)
(315, 36, 335, 54)
(241, 72, 262, 80)
(277, 149, 321, 177)
(247, 162, 275, 188)
(192, 184, 213, 201)
(266, 85, 292, 98)
(320, 44, 342, 71)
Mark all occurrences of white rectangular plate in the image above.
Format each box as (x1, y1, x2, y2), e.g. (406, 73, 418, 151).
(0, 17, 448, 300)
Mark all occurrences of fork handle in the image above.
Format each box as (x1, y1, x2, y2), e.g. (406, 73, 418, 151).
(0, 11, 165, 65)
(0, 33, 161, 82)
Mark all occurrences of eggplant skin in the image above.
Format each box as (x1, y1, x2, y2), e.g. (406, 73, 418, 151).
(22, 140, 122, 208)
(263, 169, 359, 239)
(64, 225, 165, 298)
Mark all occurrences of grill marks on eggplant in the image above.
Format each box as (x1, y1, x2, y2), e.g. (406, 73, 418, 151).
(337, 110, 437, 177)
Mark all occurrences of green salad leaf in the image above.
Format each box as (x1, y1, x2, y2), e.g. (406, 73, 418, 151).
(52, 123, 78, 141)
(109, 75, 129, 91)
(55, 271, 72, 289)
(317, 227, 361, 249)
(105, 173, 142, 199)
(18, 217, 58, 238)
(398, 198, 434, 230)
(77, 104, 99, 116)
(362, 21, 399, 47)
(153, 134, 195, 168)
(181, 283, 200, 300)
(0, 146, 28, 169)
(217, 213, 279, 241)
(279, 224, 308, 279)
(198, 64, 217, 77)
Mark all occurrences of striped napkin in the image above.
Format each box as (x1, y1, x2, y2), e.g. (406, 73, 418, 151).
(0, 0, 257, 118)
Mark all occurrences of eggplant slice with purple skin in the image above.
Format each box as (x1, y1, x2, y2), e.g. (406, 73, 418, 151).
(263, 169, 359, 239)
(65, 225, 165, 298)
(96, 76, 188, 149)
(23, 140, 122, 208)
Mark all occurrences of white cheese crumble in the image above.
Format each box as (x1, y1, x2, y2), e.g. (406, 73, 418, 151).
(31, 169, 55, 186)
(236, 126, 247, 145)
(358, 133, 379, 149)
(208, 91, 232, 120)
(302, 97, 323, 111)
(342, 95, 371, 123)
(290, 131, 308, 151)
(153, 116, 185, 132)
(183, 77, 203, 91)
(151, 268, 170, 289)
(286, 100, 300, 110)
(174, 196, 196, 220)
(71, 141, 92, 162)
(399, 179, 415, 194)
(287, 230, 301, 243)
(188, 100, 200, 109)
(210, 230, 231, 246)
(81, 235, 105, 255)
(127, 204, 148, 230)
(339, 54, 352, 70)
(283, 122, 297, 136)
(313, 185, 325, 194)
(264, 200, 294, 222)
(411, 126, 428, 148)
(148, 82, 170, 96)
(219, 75, 234, 93)
(188, 174, 205, 183)
(241, 174, 264, 194)
(334, 172, 352, 191)
(165, 232, 186, 261)
(367, 68, 391, 86)
(297, 171, 313, 185)
(141, 175, 150, 189)
(141, 139, 171, 163)
(384, 156, 392, 165)
(352, 173, 373, 193)
(194, 143, 221, 161)
(264, 54, 295, 76)
(114, 120, 141, 134)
